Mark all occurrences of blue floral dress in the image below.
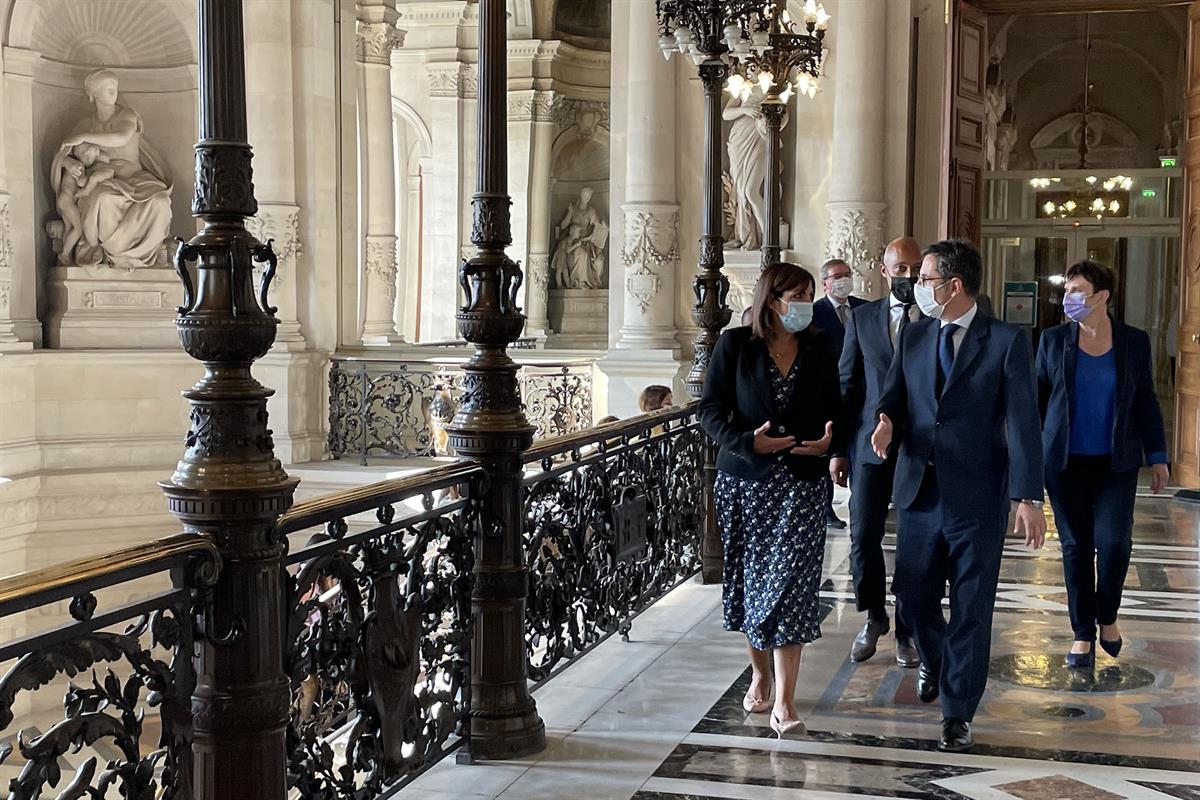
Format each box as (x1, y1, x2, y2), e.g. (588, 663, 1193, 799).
(715, 358, 827, 649)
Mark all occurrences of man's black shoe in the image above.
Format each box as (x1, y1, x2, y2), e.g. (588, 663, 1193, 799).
(826, 514, 847, 529)
(850, 617, 890, 662)
(916, 664, 939, 703)
(937, 717, 972, 753)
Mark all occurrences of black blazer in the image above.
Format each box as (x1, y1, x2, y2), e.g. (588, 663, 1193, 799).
(813, 295, 868, 357)
(1035, 320, 1168, 474)
(698, 325, 842, 482)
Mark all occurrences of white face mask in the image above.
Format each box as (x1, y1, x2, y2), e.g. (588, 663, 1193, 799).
(913, 279, 951, 319)
(829, 276, 854, 299)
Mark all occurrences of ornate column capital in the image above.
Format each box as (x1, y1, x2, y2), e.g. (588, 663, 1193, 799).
(428, 62, 478, 98)
(507, 90, 556, 123)
(356, 20, 404, 65)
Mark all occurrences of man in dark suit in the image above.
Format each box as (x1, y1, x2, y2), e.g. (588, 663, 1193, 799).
(870, 239, 1045, 754)
(813, 258, 867, 529)
(830, 237, 922, 668)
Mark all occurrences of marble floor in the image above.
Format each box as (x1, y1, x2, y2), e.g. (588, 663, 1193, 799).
(400, 489, 1200, 800)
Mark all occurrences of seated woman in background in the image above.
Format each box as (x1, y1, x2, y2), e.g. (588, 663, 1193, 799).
(639, 385, 672, 412)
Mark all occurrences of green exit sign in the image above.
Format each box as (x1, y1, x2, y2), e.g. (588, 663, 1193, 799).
(1142, 188, 1157, 198)
(1160, 156, 1177, 167)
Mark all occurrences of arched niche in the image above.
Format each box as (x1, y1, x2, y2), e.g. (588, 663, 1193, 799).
(3, 0, 197, 346)
(392, 98, 432, 341)
(1030, 111, 1139, 170)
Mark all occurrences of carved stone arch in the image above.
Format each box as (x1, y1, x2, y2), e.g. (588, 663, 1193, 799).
(1030, 111, 1139, 168)
(507, 0, 534, 38)
(5, 0, 196, 66)
(391, 97, 432, 161)
(1011, 38, 1168, 103)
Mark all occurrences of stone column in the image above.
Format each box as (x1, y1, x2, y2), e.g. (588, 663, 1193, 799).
(357, 7, 405, 345)
(245, 0, 304, 348)
(524, 92, 554, 338)
(0, 48, 37, 350)
(600, 0, 681, 417)
(825, 0, 887, 298)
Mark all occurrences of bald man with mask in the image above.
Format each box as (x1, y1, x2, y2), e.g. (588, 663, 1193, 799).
(830, 237, 922, 668)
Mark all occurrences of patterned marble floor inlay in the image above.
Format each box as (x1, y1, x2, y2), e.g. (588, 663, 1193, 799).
(631, 493, 1200, 800)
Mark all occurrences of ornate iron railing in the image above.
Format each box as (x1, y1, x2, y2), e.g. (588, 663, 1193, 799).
(522, 403, 706, 682)
(328, 358, 594, 463)
(275, 462, 482, 798)
(0, 535, 220, 800)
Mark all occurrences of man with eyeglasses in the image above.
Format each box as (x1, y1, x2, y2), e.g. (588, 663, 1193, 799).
(870, 239, 1045, 754)
(830, 237, 922, 669)
(813, 258, 866, 529)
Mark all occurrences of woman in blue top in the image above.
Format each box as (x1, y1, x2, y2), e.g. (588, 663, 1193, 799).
(1036, 261, 1170, 669)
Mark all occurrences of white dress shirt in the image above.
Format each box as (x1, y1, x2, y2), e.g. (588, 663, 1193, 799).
(940, 302, 978, 357)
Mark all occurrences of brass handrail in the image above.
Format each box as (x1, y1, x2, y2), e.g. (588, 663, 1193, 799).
(0, 532, 219, 616)
(276, 461, 485, 536)
(523, 402, 699, 463)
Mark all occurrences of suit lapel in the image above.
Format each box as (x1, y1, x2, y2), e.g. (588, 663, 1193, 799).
(1113, 321, 1129, 404)
(943, 313, 990, 398)
(751, 338, 779, 417)
(878, 300, 895, 355)
(1063, 323, 1078, 409)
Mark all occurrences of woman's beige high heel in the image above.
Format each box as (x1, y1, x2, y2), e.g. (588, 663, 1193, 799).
(742, 693, 772, 714)
(770, 712, 804, 738)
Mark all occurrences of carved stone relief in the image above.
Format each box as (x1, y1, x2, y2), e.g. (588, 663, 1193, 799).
(365, 236, 399, 302)
(622, 210, 678, 315)
(428, 63, 478, 99)
(508, 91, 556, 123)
(826, 204, 886, 296)
(245, 205, 302, 291)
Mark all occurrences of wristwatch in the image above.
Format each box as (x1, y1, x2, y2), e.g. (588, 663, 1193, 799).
(1017, 498, 1044, 509)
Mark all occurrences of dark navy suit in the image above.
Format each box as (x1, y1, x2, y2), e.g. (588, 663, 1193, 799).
(837, 298, 914, 638)
(813, 294, 869, 357)
(1036, 321, 1167, 642)
(877, 308, 1042, 722)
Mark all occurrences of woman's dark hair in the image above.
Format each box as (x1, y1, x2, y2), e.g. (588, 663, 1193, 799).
(750, 262, 815, 339)
(1065, 259, 1115, 296)
(923, 239, 982, 296)
(638, 385, 672, 412)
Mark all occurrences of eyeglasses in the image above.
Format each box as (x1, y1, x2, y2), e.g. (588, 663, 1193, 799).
(916, 275, 954, 287)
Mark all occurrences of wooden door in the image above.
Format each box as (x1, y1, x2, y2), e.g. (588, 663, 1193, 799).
(941, 0, 987, 245)
(1177, 1, 1200, 490)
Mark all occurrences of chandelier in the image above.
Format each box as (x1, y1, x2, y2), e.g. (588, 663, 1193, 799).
(725, 0, 829, 104)
(656, 0, 768, 64)
(1033, 174, 1132, 220)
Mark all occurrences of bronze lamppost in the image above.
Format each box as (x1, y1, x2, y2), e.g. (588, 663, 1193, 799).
(725, 0, 828, 267)
(654, 0, 761, 583)
(447, 0, 546, 760)
(162, 0, 298, 797)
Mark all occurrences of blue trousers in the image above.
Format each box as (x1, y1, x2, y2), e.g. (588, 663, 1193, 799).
(895, 468, 1005, 722)
(1045, 455, 1138, 642)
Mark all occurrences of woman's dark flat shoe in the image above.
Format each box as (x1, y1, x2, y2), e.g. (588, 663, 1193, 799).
(1099, 637, 1123, 658)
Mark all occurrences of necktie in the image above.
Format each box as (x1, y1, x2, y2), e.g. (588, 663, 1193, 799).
(892, 303, 914, 344)
(837, 304, 848, 327)
(937, 323, 960, 395)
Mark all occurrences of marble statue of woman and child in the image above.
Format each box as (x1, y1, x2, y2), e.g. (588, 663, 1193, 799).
(48, 69, 173, 270)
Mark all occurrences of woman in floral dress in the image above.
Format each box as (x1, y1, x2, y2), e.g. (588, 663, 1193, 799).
(698, 261, 841, 736)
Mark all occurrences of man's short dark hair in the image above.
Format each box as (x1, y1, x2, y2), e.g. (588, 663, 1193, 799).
(923, 239, 982, 296)
(1065, 260, 1115, 296)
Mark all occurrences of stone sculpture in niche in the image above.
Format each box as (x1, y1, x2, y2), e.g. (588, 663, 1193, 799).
(551, 186, 608, 289)
(723, 92, 767, 250)
(48, 69, 173, 269)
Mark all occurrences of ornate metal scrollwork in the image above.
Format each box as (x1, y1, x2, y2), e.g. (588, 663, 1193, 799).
(283, 492, 477, 798)
(0, 543, 219, 800)
(522, 410, 705, 681)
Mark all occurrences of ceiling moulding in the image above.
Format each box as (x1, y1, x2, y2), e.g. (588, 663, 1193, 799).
(970, 0, 1187, 14)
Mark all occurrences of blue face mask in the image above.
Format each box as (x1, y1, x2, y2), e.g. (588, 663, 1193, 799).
(778, 301, 814, 333)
